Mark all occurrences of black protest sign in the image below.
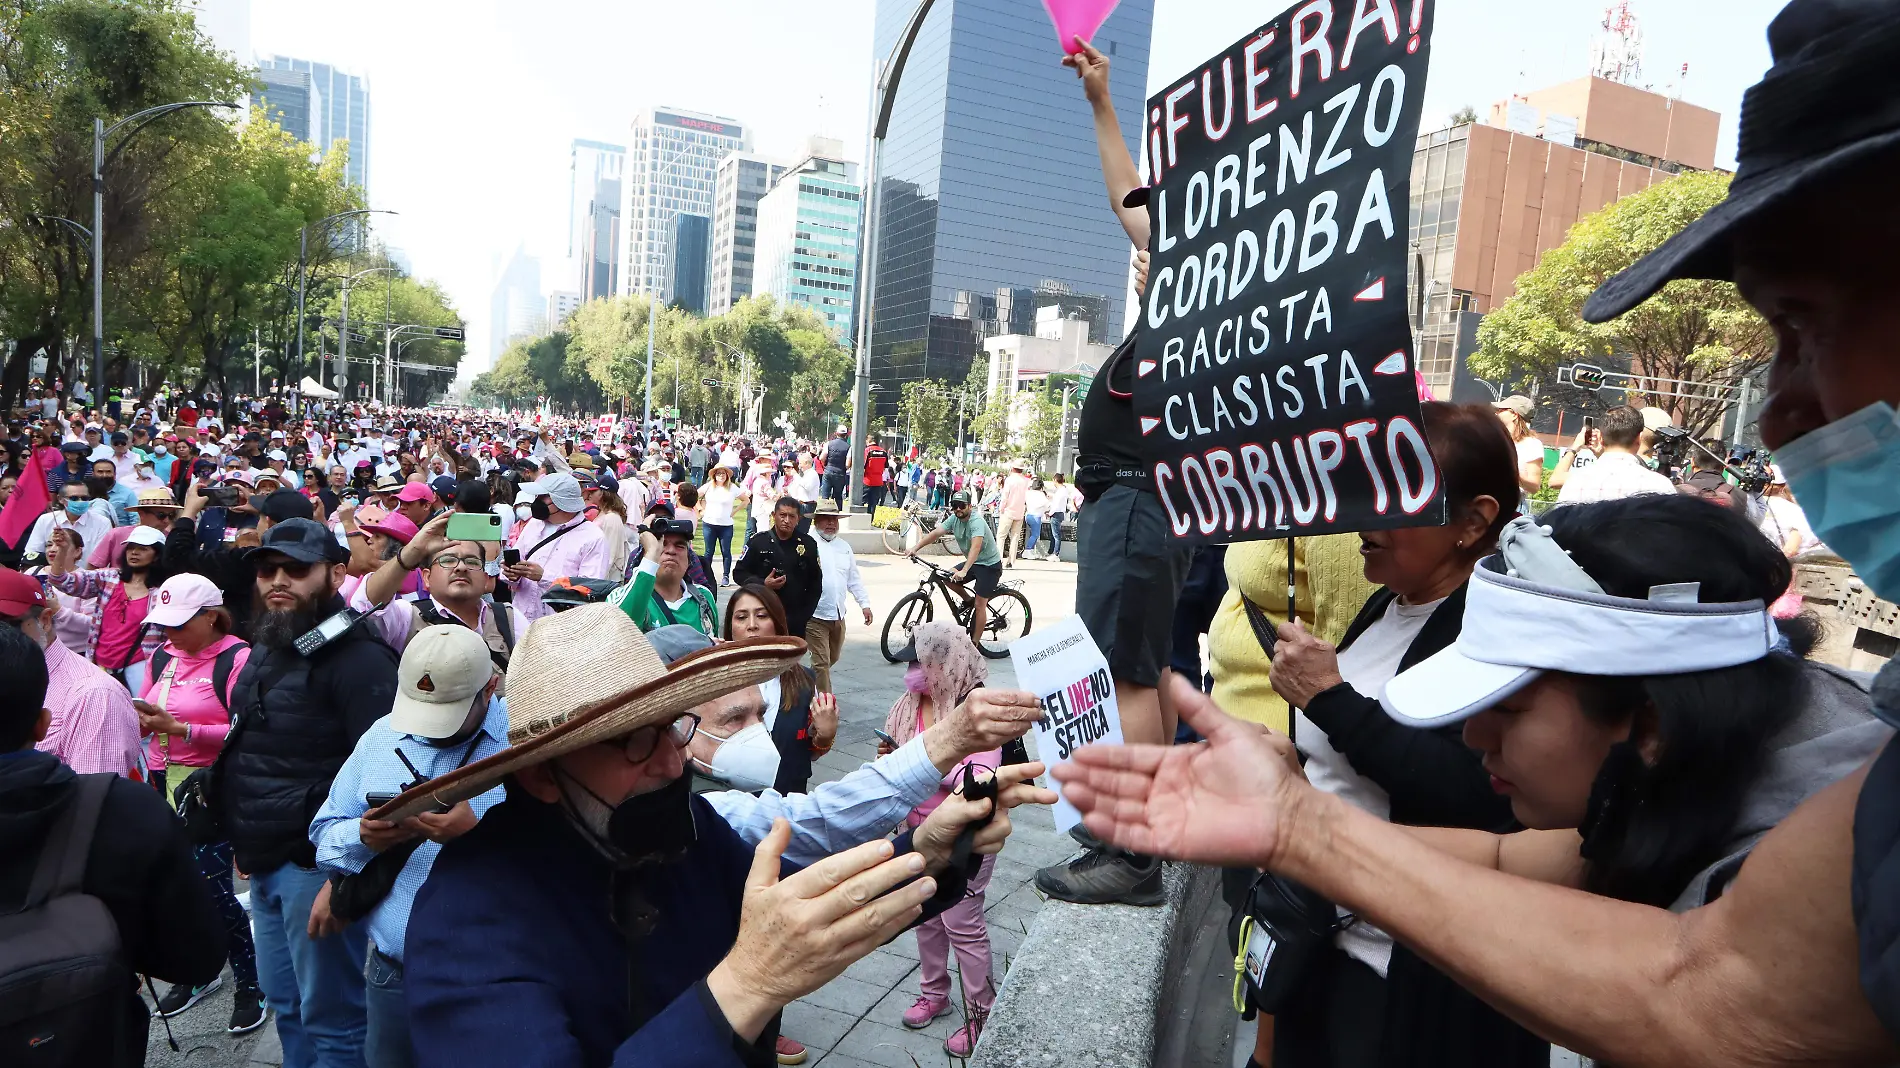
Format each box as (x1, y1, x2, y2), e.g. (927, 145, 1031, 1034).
(1134, 0, 1444, 544)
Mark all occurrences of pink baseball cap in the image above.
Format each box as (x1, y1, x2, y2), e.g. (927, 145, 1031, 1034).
(147, 573, 224, 628)
(394, 481, 435, 504)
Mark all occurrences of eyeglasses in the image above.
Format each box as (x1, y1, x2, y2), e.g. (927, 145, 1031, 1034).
(611, 713, 701, 763)
(254, 558, 318, 580)
(431, 553, 485, 571)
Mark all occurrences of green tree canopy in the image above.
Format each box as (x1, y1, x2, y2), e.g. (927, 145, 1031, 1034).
(1469, 170, 1771, 434)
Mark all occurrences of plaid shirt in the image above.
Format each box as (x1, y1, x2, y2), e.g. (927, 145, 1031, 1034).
(49, 568, 165, 669)
(35, 636, 143, 778)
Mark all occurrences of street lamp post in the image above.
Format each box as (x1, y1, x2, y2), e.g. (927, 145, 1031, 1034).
(93, 101, 236, 414)
(336, 267, 394, 400)
(850, 0, 937, 512)
(296, 209, 398, 385)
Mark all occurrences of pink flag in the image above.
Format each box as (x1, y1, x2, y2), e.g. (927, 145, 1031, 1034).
(1414, 370, 1436, 401)
(1041, 0, 1120, 54)
(0, 448, 50, 548)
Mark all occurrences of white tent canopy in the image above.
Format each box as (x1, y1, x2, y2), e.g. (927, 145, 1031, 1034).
(299, 376, 340, 400)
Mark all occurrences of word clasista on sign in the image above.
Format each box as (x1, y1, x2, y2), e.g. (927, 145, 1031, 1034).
(1011, 615, 1124, 834)
(1136, 0, 1445, 543)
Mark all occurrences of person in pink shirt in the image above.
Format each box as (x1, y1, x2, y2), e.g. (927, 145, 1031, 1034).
(132, 572, 266, 1030)
(6, 565, 143, 779)
(505, 471, 608, 631)
(46, 523, 169, 689)
(996, 461, 1031, 569)
(881, 622, 1002, 1056)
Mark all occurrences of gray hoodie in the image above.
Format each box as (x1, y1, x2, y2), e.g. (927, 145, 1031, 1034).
(1670, 662, 1892, 912)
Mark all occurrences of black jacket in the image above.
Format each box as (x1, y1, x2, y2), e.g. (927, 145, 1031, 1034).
(211, 601, 400, 873)
(1295, 582, 1544, 1068)
(732, 530, 824, 638)
(0, 750, 227, 1051)
(768, 666, 818, 795)
(1301, 582, 1515, 831)
(166, 515, 258, 639)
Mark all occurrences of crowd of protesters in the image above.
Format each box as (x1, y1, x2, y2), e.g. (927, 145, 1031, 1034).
(10, 3, 1900, 1068)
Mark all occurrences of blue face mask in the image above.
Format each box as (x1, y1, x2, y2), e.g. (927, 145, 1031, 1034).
(65, 499, 88, 517)
(1775, 401, 1900, 601)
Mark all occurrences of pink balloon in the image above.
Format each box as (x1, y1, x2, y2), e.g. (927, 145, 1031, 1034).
(1042, 0, 1121, 54)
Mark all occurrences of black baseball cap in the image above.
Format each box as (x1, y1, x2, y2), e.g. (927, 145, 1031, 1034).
(949, 491, 971, 507)
(244, 517, 347, 564)
(1584, 0, 1900, 322)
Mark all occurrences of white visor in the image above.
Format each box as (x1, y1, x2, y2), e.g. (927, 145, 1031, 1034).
(1380, 559, 1775, 728)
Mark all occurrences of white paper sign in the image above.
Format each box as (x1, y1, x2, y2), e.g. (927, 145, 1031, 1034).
(1009, 614, 1123, 834)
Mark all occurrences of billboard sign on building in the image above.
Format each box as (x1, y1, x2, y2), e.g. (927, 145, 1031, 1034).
(654, 111, 741, 139)
(1134, 0, 1444, 544)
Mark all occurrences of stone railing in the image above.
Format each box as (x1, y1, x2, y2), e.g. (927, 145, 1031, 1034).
(972, 864, 1232, 1068)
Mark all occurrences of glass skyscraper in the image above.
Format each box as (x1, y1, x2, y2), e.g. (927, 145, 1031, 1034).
(258, 56, 371, 199)
(754, 147, 861, 337)
(863, 0, 1152, 419)
(618, 108, 749, 299)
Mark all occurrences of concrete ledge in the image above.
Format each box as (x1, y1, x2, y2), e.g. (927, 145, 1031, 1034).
(973, 863, 1218, 1068)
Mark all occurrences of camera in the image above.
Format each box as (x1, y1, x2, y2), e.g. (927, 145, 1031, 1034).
(644, 517, 695, 541)
(1650, 425, 1691, 474)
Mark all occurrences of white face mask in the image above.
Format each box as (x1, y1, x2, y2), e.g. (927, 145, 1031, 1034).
(692, 721, 781, 793)
(515, 504, 532, 521)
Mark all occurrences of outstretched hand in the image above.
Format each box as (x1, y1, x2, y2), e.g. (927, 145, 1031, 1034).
(1051, 675, 1309, 869)
(1061, 37, 1113, 106)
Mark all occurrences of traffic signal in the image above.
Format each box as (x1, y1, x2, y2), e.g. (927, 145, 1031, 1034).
(1572, 363, 1606, 391)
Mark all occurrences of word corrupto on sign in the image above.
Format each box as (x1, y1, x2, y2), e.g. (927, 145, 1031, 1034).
(1134, 0, 1445, 543)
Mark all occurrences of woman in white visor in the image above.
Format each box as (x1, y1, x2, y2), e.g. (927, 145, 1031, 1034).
(1380, 494, 1886, 911)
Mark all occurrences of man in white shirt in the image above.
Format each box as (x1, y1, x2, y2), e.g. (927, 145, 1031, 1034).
(805, 501, 872, 693)
(1552, 405, 1677, 505)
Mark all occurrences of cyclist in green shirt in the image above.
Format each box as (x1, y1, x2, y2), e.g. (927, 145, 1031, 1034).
(906, 491, 1003, 647)
(607, 517, 718, 634)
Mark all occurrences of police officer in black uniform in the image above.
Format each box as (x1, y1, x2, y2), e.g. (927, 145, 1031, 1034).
(731, 493, 824, 638)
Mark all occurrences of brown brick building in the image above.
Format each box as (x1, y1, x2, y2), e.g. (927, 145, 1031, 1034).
(1409, 76, 1723, 399)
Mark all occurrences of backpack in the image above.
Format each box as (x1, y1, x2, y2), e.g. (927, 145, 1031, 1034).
(0, 774, 133, 1067)
(147, 644, 243, 714)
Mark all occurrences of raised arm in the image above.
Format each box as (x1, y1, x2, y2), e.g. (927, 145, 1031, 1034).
(1063, 38, 1149, 247)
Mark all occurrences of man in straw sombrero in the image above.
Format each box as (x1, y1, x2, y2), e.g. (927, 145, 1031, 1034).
(384, 605, 1053, 1065)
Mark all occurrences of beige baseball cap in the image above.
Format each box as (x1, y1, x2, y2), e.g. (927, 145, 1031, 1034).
(391, 625, 497, 739)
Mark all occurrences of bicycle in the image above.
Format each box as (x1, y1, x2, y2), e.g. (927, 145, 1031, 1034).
(881, 556, 1033, 661)
(880, 498, 959, 556)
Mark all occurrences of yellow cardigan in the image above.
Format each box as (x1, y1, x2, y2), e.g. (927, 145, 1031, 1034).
(1207, 533, 1380, 732)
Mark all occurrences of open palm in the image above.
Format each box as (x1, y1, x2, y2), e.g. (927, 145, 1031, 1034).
(1053, 676, 1307, 870)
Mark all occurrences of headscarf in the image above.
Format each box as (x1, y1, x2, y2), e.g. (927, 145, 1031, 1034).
(883, 621, 987, 745)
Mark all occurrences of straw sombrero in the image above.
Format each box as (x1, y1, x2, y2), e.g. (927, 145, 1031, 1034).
(371, 603, 803, 821)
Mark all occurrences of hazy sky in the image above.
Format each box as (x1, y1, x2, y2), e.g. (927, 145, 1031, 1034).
(249, 0, 1784, 370)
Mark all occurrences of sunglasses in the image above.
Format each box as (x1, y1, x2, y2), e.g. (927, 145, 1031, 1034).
(253, 558, 319, 581)
(609, 713, 701, 763)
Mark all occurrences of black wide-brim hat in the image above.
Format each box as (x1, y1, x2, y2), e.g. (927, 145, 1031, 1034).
(1584, 0, 1900, 323)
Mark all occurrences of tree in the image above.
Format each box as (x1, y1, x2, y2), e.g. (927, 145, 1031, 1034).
(0, 0, 249, 410)
(1020, 394, 1064, 471)
(1469, 171, 1772, 434)
(1450, 104, 1479, 125)
(900, 379, 954, 454)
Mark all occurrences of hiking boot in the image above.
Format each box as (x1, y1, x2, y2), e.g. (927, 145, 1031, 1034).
(774, 1034, 807, 1065)
(1068, 822, 1103, 850)
(1034, 847, 1165, 906)
(227, 986, 267, 1034)
(903, 994, 951, 1029)
(944, 1006, 989, 1056)
(152, 976, 221, 1018)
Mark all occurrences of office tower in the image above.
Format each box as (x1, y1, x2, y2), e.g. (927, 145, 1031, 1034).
(568, 140, 626, 294)
(617, 107, 749, 300)
(752, 138, 860, 336)
(581, 176, 621, 302)
(662, 214, 711, 316)
(860, 0, 1153, 419)
(258, 56, 372, 199)
(253, 66, 316, 143)
(487, 249, 545, 371)
(546, 291, 584, 333)
(1412, 76, 1721, 399)
(707, 152, 788, 314)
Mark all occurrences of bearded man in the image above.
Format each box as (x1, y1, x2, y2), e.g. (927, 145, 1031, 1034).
(209, 517, 401, 1068)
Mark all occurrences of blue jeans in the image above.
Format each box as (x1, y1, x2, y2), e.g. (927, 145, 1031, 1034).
(1024, 514, 1043, 554)
(251, 864, 369, 1068)
(822, 472, 847, 509)
(363, 946, 414, 1068)
(702, 523, 734, 581)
